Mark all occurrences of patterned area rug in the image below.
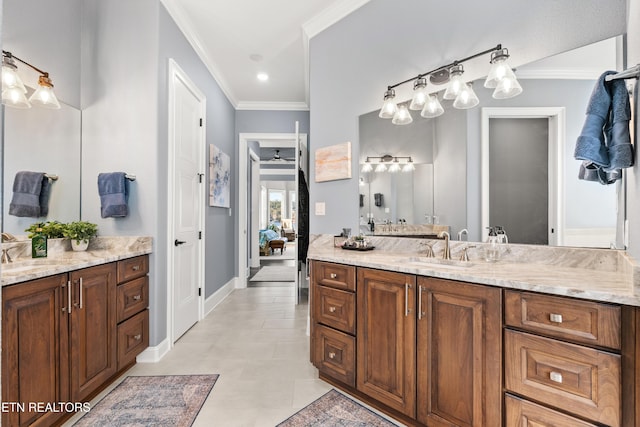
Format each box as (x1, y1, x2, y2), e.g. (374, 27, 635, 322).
(73, 375, 218, 427)
(277, 389, 398, 426)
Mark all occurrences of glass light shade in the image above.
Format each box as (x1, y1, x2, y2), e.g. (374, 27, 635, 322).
(443, 65, 465, 100)
(420, 94, 444, 118)
(361, 162, 373, 173)
(375, 163, 387, 172)
(379, 89, 397, 119)
(2, 58, 27, 93)
(402, 161, 415, 172)
(2, 87, 31, 108)
(391, 104, 413, 125)
(485, 59, 516, 88)
(388, 160, 401, 173)
(409, 78, 428, 110)
(29, 76, 61, 109)
(453, 83, 479, 109)
(492, 75, 523, 99)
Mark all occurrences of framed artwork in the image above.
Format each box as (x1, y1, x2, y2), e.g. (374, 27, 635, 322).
(209, 144, 230, 207)
(314, 141, 352, 182)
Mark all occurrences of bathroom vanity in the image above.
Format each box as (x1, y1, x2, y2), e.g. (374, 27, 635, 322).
(309, 235, 640, 427)
(1, 237, 151, 427)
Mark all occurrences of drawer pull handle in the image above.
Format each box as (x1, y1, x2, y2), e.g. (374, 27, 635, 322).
(549, 313, 563, 323)
(328, 306, 336, 313)
(132, 295, 142, 301)
(405, 283, 412, 317)
(328, 352, 336, 359)
(550, 371, 563, 383)
(330, 273, 337, 279)
(132, 265, 141, 271)
(133, 334, 142, 341)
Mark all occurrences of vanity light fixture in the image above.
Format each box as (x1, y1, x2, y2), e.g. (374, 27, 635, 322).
(1, 50, 60, 109)
(378, 44, 522, 124)
(363, 155, 415, 173)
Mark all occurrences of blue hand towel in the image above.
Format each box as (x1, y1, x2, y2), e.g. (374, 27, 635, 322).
(39, 177, 52, 216)
(8, 171, 46, 217)
(98, 172, 129, 218)
(603, 76, 633, 171)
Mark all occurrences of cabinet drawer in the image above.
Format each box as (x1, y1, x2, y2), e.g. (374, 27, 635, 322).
(505, 290, 621, 349)
(117, 255, 149, 283)
(313, 261, 356, 292)
(313, 285, 355, 334)
(313, 324, 355, 387)
(117, 276, 149, 323)
(505, 330, 621, 426)
(117, 309, 149, 371)
(505, 394, 598, 427)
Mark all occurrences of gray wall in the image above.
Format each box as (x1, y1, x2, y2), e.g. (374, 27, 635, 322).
(308, 0, 626, 236)
(235, 110, 309, 135)
(158, 4, 236, 300)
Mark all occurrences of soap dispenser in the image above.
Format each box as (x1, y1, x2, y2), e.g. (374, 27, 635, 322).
(484, 226, 500, 262)
(31, 227, 48, 258)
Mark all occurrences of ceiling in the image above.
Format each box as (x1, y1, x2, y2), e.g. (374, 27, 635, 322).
(161, 0, 369, 110)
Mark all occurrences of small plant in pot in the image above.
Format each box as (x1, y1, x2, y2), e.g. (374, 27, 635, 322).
(25, 220, 66, 239)
(63, 221, 98, 251)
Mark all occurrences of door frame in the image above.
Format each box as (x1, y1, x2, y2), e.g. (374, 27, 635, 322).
(481, 107, 566, 245)
(167, 58, 206, 346)
(238, 132, 307, 288)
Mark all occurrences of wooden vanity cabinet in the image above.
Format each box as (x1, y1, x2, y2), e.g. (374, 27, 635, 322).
(416, 277, 502, 427)
(69, 263, 117, 402)
(357, 268, 416, 418)
(2, 274, 70, 427)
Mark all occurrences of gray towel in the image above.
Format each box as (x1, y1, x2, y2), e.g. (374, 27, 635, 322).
(8, 171, 47, 217)
(98, 172, 129, 218)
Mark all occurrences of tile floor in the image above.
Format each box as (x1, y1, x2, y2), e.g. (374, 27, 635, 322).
(65, 286, 332, 427)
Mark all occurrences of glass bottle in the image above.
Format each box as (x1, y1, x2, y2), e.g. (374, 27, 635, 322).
(484, 226, 500, 262)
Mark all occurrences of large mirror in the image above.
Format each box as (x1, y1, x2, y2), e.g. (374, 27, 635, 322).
(359, 36, 624, 248)
(1, 0, 82, 237)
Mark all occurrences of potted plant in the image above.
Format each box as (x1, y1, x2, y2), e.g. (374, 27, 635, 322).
(63, 221, 98, 251)
(25, 221, 66, 239)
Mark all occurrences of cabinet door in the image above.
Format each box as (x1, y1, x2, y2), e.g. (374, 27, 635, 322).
(357, 268, 416, 417)
(70, 263, 117, 402)
(2, 274, 70, 427)
(416, 277, 502, 427)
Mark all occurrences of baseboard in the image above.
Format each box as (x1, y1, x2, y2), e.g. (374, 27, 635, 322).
(137, 338, 171, 363)
(204, 277, 237, 316)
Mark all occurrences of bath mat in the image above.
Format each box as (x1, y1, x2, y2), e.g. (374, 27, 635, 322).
(73, 374, 218, 427)
(277, 389, 398, 426)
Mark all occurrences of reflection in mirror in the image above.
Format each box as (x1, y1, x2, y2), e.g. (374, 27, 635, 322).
(359, 36, 624, 248)
(3, 103, 81, 236)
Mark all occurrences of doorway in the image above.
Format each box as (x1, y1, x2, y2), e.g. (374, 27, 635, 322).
(167, 59, 206, 343)
(481, 107, 565, 245)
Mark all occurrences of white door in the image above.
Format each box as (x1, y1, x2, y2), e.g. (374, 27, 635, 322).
(169, 60, 205, 341)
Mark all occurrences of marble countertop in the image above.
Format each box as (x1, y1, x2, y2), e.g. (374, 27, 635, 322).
(308, 235, 640, 307)
(1, 236, 152, 286)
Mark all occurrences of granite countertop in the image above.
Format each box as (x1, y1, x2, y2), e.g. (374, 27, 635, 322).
(308, 235, 640, 307)
(1, 236, 152, 286)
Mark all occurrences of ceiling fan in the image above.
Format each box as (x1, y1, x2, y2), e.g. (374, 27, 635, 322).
(269, 149, 295, 162)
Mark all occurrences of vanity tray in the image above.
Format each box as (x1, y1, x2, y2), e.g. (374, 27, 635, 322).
(341, 245, 375, 251)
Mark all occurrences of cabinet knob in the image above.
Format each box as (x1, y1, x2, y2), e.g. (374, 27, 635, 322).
(330, 273, 337, 279)
(549, 313, 563, 323)
(550, 371, 563, 383)
(132, 265, 140, 271)
(328, 306, 337, 313)
(328, 352, 336, 359)
(133, 334, 142, 341)
(132, 295, 142, 301)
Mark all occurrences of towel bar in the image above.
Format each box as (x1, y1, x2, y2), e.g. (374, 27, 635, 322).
(605, 64, 640, 81)
(125, 174, 136, 181)
(44, 174, 59, 181)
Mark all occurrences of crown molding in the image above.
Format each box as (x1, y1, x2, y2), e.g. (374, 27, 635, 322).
(236, 101, 310, 111)
(160, 0, 239, 107)
(516, 69, 602, 80)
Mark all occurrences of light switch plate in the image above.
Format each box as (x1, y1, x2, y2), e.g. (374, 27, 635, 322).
(315, 202, 326, 216)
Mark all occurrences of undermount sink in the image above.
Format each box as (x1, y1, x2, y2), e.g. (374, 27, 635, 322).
(403, 256, 475, 269)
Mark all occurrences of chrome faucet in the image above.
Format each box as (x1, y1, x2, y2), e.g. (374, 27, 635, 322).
(1, 248, 14, 264)
(1, 232, 17, 242)
(420, 241, 434, 258)
(438, 231, 451, 260)
(457, 228, 468, 241)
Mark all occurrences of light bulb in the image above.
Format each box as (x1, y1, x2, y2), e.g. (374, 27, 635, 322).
(420, 94, 444, 118)
(453, 83, 479, 109)
(493, 75, 523, 99)
(375, 163, 387, 173)
(485, 48, 517, 88)
(402, 160, 415, 172)
(2, 87, 31, 108)
(443, 65, 465, 100)
(361, 162, 373, 173)
(409, 78, 428, 110)
(391, 104, 413, 125)
(29, 75, 61, 109)
(388, 160, 400, 173)
(379, 89, 397, 119)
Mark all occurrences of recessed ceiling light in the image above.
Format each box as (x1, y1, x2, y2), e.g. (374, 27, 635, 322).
(257, 72, 269, 82)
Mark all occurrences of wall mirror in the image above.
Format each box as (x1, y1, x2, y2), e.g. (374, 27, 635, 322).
(1, 0, 82, 237)
(359, 35, 625, 248)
